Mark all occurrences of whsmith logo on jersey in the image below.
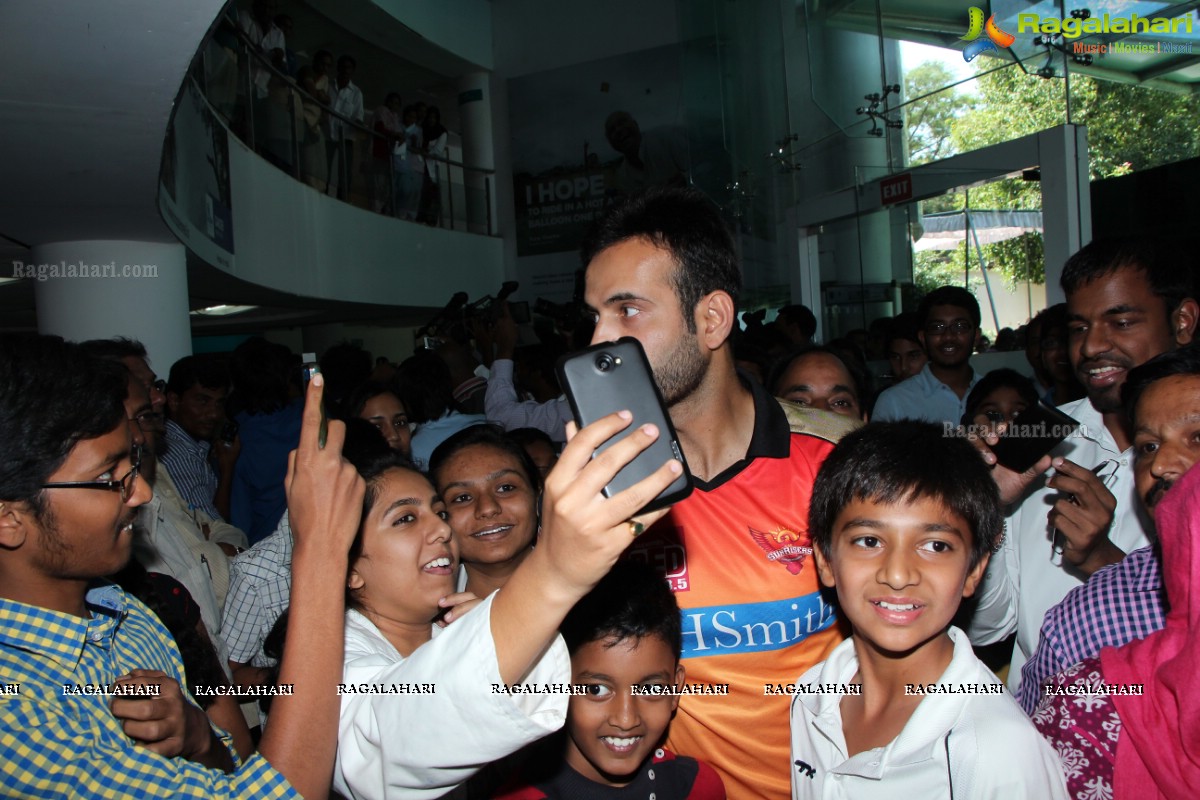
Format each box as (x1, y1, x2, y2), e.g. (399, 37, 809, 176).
(680, 593, 837, 658)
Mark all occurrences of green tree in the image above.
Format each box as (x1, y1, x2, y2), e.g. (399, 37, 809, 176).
(904, 62, 976, 166)
(917, 61, 1200, 288)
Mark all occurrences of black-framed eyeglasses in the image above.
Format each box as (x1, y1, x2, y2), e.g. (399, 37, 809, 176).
(925, 320, 973, 336)
(41, 446, 142, 503)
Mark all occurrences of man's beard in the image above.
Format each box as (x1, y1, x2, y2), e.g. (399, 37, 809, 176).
(654, 334, 708, 407)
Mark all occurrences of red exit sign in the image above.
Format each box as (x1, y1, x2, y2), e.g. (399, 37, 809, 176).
(880, 173, 912, 205)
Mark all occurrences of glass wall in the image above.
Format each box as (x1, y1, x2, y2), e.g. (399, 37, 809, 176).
(673, 0, 1199, 355)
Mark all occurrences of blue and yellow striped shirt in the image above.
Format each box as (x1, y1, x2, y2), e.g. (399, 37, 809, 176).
(0, 584, 296, 799)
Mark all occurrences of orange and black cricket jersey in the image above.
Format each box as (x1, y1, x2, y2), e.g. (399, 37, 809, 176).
(625, 381, 851, 800)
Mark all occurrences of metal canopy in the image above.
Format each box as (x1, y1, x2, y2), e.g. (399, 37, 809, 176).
(808, 0, 1200, 93)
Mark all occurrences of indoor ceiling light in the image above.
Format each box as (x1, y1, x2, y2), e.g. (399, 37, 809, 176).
(190, 304, 258, 316)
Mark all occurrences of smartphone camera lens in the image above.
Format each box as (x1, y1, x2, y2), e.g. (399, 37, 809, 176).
(595, 354, 615, 372)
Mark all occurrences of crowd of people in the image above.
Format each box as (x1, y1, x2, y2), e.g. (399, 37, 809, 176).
(203, 0, 449, 221)
(2, 186, 1197, 800)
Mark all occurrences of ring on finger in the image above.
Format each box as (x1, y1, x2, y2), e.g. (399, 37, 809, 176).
(628, 520, 645, 537)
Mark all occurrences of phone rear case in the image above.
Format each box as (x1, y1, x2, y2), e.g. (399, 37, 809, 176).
(989, 402, 1080, 473)
(556, 338, 693, 514)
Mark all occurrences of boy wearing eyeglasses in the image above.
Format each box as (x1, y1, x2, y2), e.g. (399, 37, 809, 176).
(873, 286, 983, 426)
(0, 333, 366, 798)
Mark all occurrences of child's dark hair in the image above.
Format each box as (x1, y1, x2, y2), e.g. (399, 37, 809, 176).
(560, 560, 682, 658)
(962, 368, 1038, 424)
(809, 422, 1002, 570)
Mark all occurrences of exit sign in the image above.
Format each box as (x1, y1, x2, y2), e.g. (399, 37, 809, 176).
(880, 173, 912, 205)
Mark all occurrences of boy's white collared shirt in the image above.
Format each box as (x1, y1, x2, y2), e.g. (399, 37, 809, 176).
(789, 626, 1067, 799)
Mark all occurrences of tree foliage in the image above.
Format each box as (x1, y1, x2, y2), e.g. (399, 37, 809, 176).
(904, 62, 975, 166)
(909, 58, 1200, 290)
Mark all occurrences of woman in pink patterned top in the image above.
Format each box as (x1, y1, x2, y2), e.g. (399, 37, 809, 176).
(1034, 453, 1200, 799)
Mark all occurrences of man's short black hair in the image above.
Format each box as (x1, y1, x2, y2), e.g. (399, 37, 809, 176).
(1123, 343, 1200, 422)
(885, 312, 923, 350)
(394, 351, 457, 425)
(166, 355, 230, 396)
(560, 560, 682, 659)
(581, 187, 741, 333)
(0, 334, 127, 517)
(1061, 237, 1198, 322)
(1038, 303, 1069, 340)
(78, 337, 148, 363)
(809, 422, 1002, 571)
(917, 286, 981, 330)
(776, 305, 817, 339)
(767, 345, 869, 407)
(337, 54, 356, 70)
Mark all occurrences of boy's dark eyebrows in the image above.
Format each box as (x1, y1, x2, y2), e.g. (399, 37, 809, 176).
(837, 518, 967, 537)
(575, 670, 614, 682)
(924, 522, 966, 536)
(838, 517, 885, 530)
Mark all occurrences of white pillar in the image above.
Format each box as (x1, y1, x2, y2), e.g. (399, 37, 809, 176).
(458, 71, 495, 235)
(1039, 125, 1092, 305)
(32, 240, 192, 374)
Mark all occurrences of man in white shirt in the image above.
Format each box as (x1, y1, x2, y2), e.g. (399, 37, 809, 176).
(968, 237, 1198, 688)
(327, 55, 364, 200)
(237, 0, 285, 100)
(483, 306, 571, 442)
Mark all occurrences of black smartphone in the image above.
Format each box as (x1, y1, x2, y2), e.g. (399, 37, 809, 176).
(557, 338, 692, 515)
(219, 419, 239, 444)
(988, 402, 1080, 473)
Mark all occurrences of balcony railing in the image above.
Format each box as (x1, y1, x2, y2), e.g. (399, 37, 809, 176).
(192, 14, 495, 235)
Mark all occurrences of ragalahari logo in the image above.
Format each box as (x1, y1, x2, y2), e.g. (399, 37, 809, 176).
(961, 7, 1015, 61)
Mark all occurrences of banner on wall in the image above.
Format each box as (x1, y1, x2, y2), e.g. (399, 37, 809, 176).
(159, 81, 235, 268)
(508, 44, 721, 258)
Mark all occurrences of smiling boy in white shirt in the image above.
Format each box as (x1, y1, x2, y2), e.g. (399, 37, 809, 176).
(789, 422, 1066, 799)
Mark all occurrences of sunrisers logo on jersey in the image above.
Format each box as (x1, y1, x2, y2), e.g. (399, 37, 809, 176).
(748, 526, 812, 575)
(961, 6, 1015, 62)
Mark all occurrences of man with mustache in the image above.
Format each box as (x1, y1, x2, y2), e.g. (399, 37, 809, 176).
(968, 238, 1198, 691)
(1013, 344, 1200, 712)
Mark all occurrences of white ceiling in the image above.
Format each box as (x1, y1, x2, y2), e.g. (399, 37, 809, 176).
(0, 0, 227, 252)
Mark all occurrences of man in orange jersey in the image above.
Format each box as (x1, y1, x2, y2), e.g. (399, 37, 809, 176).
(582, 187, 858, 800)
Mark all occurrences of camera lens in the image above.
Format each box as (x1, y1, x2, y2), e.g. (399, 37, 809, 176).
(595, 354, 614, 372)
